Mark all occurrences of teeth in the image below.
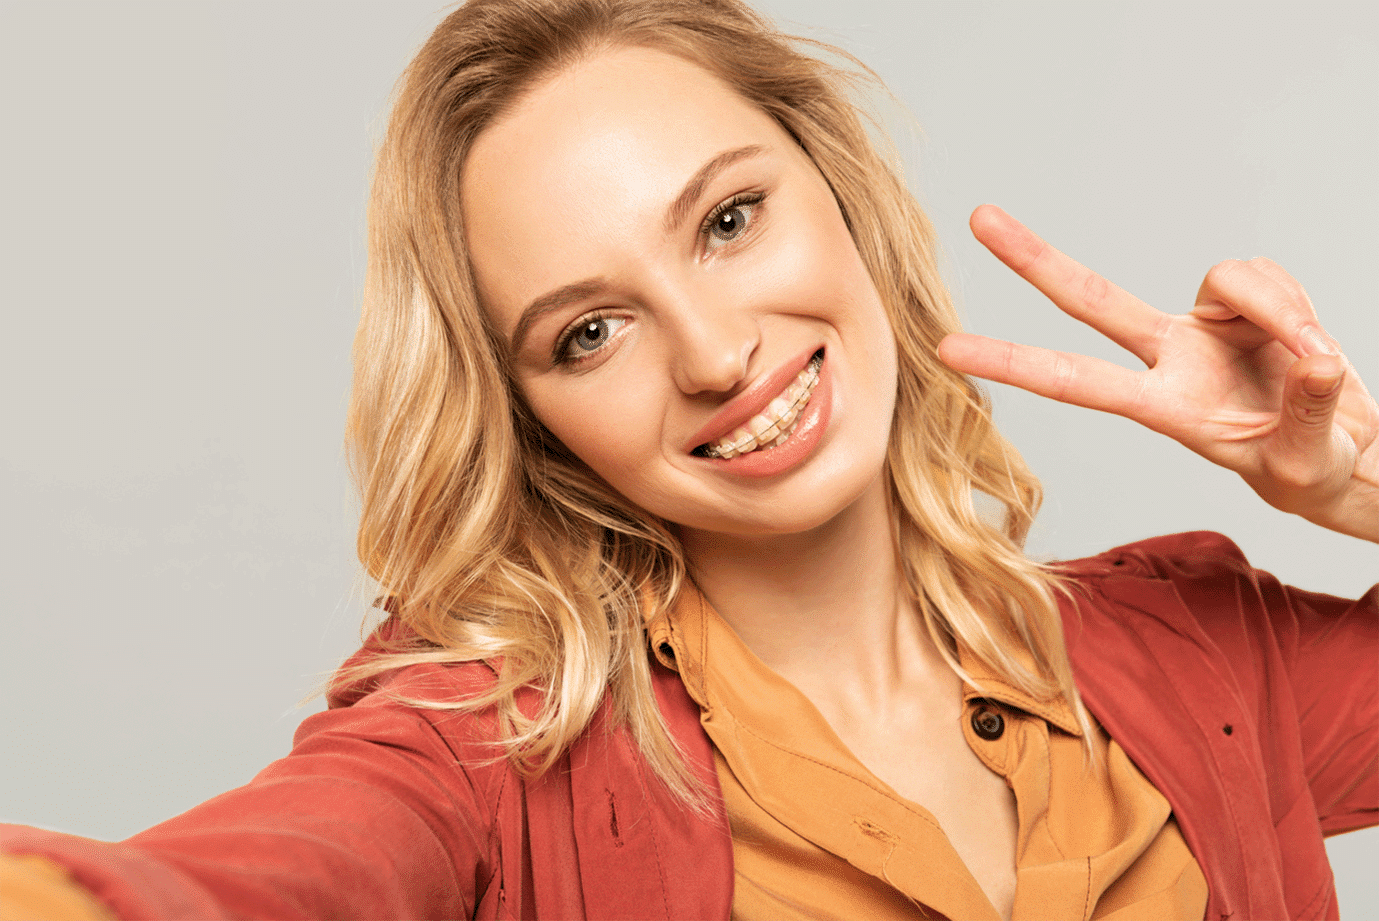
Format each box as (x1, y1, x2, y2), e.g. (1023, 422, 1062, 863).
(746, 414, 774, 438)
(729, 426, 756, 451)
(700, 353, 822, 459)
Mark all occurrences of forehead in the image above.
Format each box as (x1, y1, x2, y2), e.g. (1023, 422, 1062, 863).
(461, 46, 793, 328)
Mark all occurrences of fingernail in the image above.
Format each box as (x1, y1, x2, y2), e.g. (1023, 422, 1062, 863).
(1303, 369, 1343, 397)
(1300, 327, 1339, 357)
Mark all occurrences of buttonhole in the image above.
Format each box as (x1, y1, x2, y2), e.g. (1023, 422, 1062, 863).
(854, 817, 897, 845)
(606, 789, 624, 847)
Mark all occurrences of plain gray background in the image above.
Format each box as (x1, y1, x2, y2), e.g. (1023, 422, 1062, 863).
(3, 0, 1376, 915)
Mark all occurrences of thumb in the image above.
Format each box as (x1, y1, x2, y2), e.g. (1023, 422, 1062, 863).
(1275, 353, 1346, 465)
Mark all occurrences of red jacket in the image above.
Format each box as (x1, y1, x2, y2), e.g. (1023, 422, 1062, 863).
(3, 532, 1376, 919)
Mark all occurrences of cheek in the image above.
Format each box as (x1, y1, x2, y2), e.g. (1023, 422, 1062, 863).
(775, 190, 882, 319)
(770, 205, 848, 289)
(526, 380, 665, 482)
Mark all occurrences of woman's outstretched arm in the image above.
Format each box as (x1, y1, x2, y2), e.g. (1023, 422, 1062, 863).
(940, 204, 1379, 542)
(1, 665, 503, 920)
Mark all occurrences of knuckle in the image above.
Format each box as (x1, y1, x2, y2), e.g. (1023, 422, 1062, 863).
(1050, 354, 1075, 401)
(1013, 236, 1047, 273)
(1202, 260, 1245, 294)
(1205, 259, 1245, 281)
(1078, 270, 1111, 308)
(1200, 259, 1309, 325)
(1291, 398, 1334, 426)
(997, 341, 1017, 376)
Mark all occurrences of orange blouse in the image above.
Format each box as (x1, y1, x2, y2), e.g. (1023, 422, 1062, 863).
(647, 588, 1208, 920)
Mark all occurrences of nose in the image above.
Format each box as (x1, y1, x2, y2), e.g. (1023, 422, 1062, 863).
(664, 286, 759, 396)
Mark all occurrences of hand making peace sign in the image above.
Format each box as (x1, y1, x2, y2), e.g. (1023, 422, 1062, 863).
(939, 205, 1379, 543)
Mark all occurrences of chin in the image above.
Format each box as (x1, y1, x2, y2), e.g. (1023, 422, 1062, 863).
(679, 459, 888, 542)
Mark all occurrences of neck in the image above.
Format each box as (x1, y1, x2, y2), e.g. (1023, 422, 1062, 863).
(679, 473, 946, 713)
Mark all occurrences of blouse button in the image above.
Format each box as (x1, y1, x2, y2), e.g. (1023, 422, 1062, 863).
(971, 703, 1005, 741)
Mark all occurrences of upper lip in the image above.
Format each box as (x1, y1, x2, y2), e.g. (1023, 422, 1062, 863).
(685, 345, 823, 453)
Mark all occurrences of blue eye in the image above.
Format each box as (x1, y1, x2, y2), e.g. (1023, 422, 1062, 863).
(557, 313, 628, 363)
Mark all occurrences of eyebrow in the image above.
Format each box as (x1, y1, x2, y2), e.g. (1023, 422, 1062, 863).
(508, 277, 611, 357)
(507, 143, 769, 354)
(661, 143, 767, 236)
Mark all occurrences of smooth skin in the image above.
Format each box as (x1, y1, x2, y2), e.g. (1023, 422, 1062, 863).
(464, 46, 1376, 921)
(465, 48, 898, 541)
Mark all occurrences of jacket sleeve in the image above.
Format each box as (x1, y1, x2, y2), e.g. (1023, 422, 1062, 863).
(1, 664, 505, 920)
(1124, 531, 1379, 837)
(1262, 575, 1379, 835)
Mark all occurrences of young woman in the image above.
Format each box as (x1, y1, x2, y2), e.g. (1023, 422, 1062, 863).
(4, 1, 1375, 919)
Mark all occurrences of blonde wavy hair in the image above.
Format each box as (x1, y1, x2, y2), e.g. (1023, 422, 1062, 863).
(343, 0, 1090, 808)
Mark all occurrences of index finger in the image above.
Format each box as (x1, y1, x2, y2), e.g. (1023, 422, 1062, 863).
(970, 204, 1169, 368)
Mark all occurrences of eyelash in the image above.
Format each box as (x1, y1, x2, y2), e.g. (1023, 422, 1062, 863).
(700, 191, 765, 247)
(553, 309, 623, 367)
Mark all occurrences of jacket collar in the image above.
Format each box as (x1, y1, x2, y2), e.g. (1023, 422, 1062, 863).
(646, 581, 1081, 736)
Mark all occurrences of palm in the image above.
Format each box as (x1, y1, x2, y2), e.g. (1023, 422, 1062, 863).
(938, 205, 1379, 541)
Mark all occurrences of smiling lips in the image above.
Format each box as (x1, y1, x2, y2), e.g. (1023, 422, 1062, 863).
(696, 352, 824, 459)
